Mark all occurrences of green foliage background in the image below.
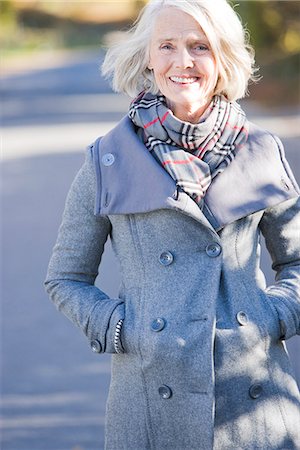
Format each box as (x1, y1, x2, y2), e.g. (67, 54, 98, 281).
(1, 0, 299, 105)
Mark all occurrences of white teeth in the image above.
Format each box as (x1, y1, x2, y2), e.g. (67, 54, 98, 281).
(170, 76, 198, 83)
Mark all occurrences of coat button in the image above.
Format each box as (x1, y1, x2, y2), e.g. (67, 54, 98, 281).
(158, 385, 172, 399)
(90, 339, 102, 353)
(236, 311, 248, 326)
(101, 153, 115, 166)
(159, 251, 174, 266)
(151, 318, 166, 332)
(206, 243, 222, 257)
(249, 383, 263, 399)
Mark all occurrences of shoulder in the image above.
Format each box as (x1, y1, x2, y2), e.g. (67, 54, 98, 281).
(247, 120, 282, 151)
(91, 115, 135, 147)
(88, 115, 136, 162)
(246, 120, 299, 194)
(247, 121, 289, 167)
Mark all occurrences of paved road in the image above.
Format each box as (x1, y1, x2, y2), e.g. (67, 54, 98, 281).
(1, 50, 300, 450)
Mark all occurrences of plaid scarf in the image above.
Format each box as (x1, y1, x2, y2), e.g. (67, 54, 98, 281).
(128, 92, 249, 205)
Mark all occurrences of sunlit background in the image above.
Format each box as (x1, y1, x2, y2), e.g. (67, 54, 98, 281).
(2, 0, 300, 104)
(1, 1, 300, 450)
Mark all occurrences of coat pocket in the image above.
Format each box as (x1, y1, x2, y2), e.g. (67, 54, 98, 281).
(114, 318, 125, 354)
(257, 290, 285, 341)
(119, 311, 138, 355)
(116, 288, 140, 355)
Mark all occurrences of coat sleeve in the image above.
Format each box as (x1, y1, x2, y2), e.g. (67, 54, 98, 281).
(44, 146, 124, 353)
(259, 195, 300, 340)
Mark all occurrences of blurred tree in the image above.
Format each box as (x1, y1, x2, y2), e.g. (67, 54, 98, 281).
(231, 0, 300, 58)
(5, 0, 299, 58)
(0, 0, 19, 52)
(2, 0, 299, 105)
(231, 0, 300, 106)
(0, 0, 16, 28)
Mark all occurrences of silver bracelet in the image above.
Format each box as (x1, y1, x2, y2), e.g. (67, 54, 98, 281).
(114, 319, 124, 354)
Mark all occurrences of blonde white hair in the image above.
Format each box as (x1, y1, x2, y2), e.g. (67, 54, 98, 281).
(101, 0, 257, 101)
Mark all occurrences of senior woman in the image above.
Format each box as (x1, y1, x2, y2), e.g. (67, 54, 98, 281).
(45, 0, 300, 448)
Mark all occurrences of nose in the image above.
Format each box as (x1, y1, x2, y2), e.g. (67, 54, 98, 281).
(175, 47, 194, 69)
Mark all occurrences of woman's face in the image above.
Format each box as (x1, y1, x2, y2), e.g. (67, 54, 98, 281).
(148, 7, 217, 123)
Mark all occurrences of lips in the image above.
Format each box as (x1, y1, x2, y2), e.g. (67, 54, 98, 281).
(170, 76, 199, 84)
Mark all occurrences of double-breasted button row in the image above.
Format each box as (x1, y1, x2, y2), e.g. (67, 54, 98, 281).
(206, 243, 222, 258)
(158, 382, 262, 400)
(159, 244, 222, 266)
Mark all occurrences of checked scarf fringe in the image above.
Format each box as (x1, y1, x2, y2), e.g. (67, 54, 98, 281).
(128, 92, 249, 206)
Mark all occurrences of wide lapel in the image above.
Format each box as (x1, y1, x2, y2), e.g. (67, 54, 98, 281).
(203, 122, 299, 230)
(92, 116, 216, 233)
(92, 118, 299, 232)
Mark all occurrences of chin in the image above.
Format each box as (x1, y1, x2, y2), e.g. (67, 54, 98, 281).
(174, 94, 205, 107)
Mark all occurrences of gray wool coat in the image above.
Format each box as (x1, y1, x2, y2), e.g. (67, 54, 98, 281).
(45, 116, 300, 450)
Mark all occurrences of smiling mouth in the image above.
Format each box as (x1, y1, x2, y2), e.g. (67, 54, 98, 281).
(170, 76, 199, 84)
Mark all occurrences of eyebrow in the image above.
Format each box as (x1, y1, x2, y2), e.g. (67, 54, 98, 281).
(156, 35, 209, 44)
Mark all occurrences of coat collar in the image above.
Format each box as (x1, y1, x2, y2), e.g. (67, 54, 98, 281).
(91, 115, 299, 231)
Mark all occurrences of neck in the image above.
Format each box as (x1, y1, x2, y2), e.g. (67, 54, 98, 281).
(167, 99, 212, 124)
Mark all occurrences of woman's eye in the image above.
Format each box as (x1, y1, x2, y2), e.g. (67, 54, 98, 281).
(160, 44, 173, 51)
(194, 44, 209, 51)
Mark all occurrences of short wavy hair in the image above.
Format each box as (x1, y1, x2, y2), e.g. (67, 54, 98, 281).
(101, 0, 257, 101)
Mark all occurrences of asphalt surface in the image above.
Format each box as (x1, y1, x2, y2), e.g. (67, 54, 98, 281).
(1, 49, 300, 450)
